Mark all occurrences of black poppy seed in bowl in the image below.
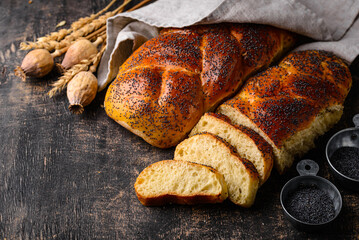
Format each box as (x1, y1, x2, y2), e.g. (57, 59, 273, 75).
(285, 184, 335, 224)
(330, 146, 359, 180)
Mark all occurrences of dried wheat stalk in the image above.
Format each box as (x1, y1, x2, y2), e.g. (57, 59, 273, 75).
(22, 0, 154, 98)
(70, 0, 118, 31)
(37, 0, 118, 43)
(48, 38, 106, 98)
(48, 58, 93, 97)
(20, 0, 131, 51)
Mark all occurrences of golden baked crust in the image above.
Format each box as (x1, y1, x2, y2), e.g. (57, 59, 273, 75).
(175, 132, 259, 207)
(189, 112, 274, 184)
(218, 50, 352, 173)
(105, 23, 295, 148)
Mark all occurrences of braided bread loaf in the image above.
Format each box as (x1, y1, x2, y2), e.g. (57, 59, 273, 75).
(218, 50, 352, 174)
(104, 23, 295, 148)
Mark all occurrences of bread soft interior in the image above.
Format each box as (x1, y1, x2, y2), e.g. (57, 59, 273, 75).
(175, 134, 259, 207)
(190, 114, 273, 184)
(218, 105, 343, 173)
(135, 160, 228, 200)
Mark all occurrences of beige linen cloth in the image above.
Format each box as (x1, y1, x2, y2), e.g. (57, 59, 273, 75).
(97, 0, 359, 91)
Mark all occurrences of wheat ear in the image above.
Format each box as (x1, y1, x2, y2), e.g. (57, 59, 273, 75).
(47, 37, 106, 97)
(33, 0, 119, 43)
(20, 0, 131, 51)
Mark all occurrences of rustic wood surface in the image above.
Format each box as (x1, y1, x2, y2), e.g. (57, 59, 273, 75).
(0, 0, 358, 239)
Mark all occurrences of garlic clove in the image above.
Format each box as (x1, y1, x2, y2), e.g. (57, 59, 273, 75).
(16, 49, 54, 79)
(61, 39, 98, 70)
(67, 71, 98, 114)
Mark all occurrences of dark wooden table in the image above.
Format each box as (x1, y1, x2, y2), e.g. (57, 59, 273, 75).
(1, 0, 358, 239)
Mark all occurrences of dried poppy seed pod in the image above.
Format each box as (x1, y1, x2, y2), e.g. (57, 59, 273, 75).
(61, 39, 98, 69)
(67, 71, 98, 114)
(16, 49, 54, 79)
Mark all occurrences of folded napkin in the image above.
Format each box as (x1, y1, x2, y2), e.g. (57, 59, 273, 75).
(97, 0, 359, 91)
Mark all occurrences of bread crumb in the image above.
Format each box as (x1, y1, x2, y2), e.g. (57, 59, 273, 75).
(56, 21, 66, 28)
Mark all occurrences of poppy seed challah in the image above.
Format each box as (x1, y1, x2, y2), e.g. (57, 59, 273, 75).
(174, 132, 260, 207)
(189, 112, 274, 184)
(218, 50, 352, 174)
(104, 23, 295, 148)
(134, 160, 228, 206)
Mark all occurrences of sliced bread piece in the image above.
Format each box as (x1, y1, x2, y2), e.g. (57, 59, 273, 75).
(134, 160, 228, 206)
(189, 112, 274, 184)
(217, 51, 352, 174)
(174, 133, 260, 207)
(218, 104, 343, 174)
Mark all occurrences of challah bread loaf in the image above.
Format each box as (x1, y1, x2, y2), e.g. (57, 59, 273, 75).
(104, 23, 295, 148)
(174, 133, 260, 207)
(134, 160, 228, 206)
(189, 112, 274, 184)
(218, 50, 352, 174)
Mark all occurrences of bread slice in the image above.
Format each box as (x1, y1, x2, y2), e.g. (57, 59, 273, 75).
(134, 160, 228, 206)
(174, 133, 259, 207)
(218, 105, 343, 174)
(217, 51, 352, 174)
(189, 112, 274, 184)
